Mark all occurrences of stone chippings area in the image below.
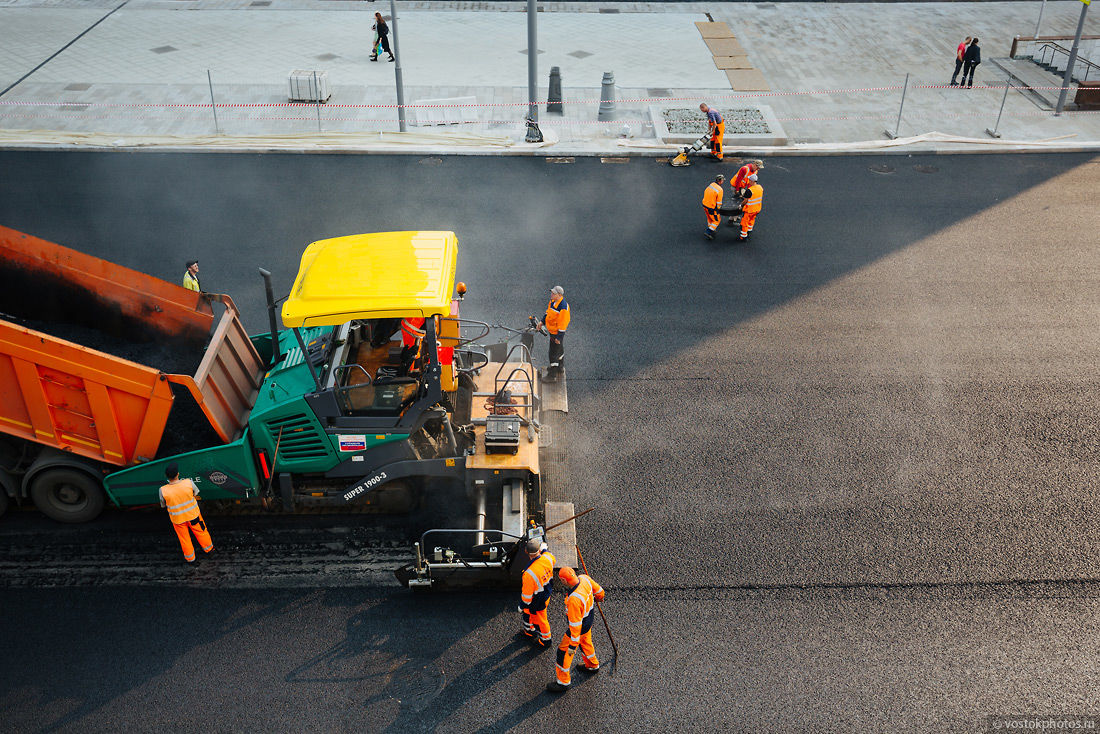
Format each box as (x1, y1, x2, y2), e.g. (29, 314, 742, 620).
(662, 108, 771, 135)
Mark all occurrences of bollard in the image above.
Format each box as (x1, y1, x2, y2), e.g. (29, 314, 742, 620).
(598, 71, 616, 121)
(547, 66, 563, 115)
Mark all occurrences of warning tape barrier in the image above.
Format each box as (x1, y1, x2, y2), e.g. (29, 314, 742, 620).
(0, 82, 1094, 112)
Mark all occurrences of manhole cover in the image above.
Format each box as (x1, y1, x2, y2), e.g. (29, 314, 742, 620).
(913, 164, 939, 174)
(869, 164, 896, 174)
(386, 663, 444, 711)
(417, 157, 443, 165)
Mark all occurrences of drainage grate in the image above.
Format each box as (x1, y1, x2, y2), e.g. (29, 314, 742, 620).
(150, 45, 178, 54)
(869, 164, 896, 174)
(57, 104, 89, 112)
(598, 7, 620, 12)
(64, 83, 91, 91)
(647, 88, 671, 97)
(568, 50, 593, 59)
(545, 157, 575, 164)
(756, 3, 776, 8)
(518, 48, 545, 55)
(250, 1, 271, 6)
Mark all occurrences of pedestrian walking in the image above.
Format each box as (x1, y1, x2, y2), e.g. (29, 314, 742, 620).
(699, 103, 725, 161)
(702, 174, 725, 240)
(950, 36, 972, 86)
(536, 286, 570, 381)
(519, 538, 556, 648)
(962, 38, 981, 88)
(159, 463, 214, 563)
(370, 12, 395, 62)
(546, 566, 605, 693)
(182, 260, 201, 292)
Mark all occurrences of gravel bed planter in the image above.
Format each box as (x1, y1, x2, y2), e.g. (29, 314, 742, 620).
(649, 104, 788, 147)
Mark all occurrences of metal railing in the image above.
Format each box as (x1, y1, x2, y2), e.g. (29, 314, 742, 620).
(1035, 42, 1098, 84)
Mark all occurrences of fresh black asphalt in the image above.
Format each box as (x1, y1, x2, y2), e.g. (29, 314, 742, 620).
(1, 151, 1098, 731)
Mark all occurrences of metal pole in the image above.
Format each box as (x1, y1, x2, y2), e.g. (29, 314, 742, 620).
(313, 71, 322, 133)
(986, 82, 1011, 138)
(527, 0, 538, 122)
(389, 0, 406, 132)
(1055, 1, 1090, 116)
(1033, 0, 1048, 40)
(206, 69, 220, 134)
(885, 73, 909, 139)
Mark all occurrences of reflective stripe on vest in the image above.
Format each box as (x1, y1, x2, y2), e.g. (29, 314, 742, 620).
(161, 481, 199, 523)
(744, 185, 763, 213)
(566, 577, 596, 641)
(702, 183, 723, 209)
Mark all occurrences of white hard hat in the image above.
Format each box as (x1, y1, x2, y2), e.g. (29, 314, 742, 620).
(551, 286, 564, 296)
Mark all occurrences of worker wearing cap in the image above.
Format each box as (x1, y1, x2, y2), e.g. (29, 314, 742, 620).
(520, 538, 556, 647)
(702, 174, 725, 240)
(547, 566, 605, 692)
(699, 103, 724, 161)
(159, 463, 213, 563)
(539, 286, 570, 381)
(182, 260, 201, 292)
(739, 180, 764, 241)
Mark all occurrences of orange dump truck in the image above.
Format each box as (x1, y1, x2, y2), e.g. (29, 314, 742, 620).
(0, 225, 263, 522)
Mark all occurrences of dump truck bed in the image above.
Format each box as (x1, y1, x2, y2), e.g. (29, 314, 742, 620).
(0, 226, 265, 466)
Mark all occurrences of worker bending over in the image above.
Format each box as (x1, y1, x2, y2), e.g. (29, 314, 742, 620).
(731, 161, 759, 195)
(159, 463, 214, 563)
(538, 286, 570, 382)
(699, 103, 724, 161)
(702, 174, 725, 240)
(520, 538, 556, 648)
(547, 567, 606, 693)
(739, 180, 764, 241)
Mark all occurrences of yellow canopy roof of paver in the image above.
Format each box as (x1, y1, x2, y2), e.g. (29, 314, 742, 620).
(281, 231, 458, 328)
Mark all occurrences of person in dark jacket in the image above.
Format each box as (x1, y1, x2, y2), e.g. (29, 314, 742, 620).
(370, 12, 395, 62)
(962, 38, 981, 88)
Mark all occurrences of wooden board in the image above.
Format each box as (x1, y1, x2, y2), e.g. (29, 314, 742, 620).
(725, 69, 771, 91)
(713, 55, 753, 70)
(545, 501, 578, 569)
(695, 21, 734, 39)
(705, 37, 747, 56)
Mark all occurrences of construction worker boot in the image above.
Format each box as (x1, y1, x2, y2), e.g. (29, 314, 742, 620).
(578, 664, 600, 674)
(546, 680, 570, 693)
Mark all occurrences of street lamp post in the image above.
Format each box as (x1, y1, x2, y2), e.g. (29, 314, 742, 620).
(390, 0, 406, 132)
(1055, 0, 1091, 116)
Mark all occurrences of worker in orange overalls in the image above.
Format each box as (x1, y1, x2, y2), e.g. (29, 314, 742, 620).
(546, 566, 606, 693)
(730, 161, 759, 195)
(738, 180, 764, 241)
(537, 286, 570, 381)
(520, 538, 556, 648)
(699, 103, 724, 161)
(399, 316, 426, 374)
(702, 174, 725, 240)
(159, 462, 213, 563)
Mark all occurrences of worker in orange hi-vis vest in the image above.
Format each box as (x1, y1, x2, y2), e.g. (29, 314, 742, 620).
(520, 538, 556, 648)
(399, 316, 426, 374)
(702, 174, 725, 240)
(538, 286, 570, 381)
(547, 566, 606, 692)
(159, 462, 214, 563)
(739, 181, 764, 241)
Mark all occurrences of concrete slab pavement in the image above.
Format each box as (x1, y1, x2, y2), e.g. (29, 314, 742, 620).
(0, 0, 1098, 154)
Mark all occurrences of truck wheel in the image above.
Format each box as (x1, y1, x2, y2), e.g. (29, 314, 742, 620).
(30, 468, 105, 523)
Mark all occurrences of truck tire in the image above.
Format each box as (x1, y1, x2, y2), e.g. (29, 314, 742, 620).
(30, 468, 105, 523)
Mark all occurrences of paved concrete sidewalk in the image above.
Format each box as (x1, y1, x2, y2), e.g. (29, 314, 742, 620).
(0, 0, 1098, 154)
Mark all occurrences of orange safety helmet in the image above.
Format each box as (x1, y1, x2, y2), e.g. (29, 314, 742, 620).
(558, 567, 579, 586)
